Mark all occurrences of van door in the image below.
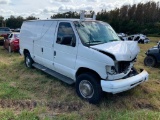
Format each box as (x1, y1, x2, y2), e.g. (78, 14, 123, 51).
(54, 22, 78, 79)
(41, 21, 58, 70)
(33, 21, 44, 64)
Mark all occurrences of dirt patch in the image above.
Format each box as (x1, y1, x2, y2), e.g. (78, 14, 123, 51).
(0, 99, 83, 113)
(0, 99, 37, 110)
(134, 99, 158, 110)
(46, 101, 83, 113)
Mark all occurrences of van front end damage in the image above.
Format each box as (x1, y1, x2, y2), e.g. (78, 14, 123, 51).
(91, 41, 149, 94)
(101, 69, 149, 94)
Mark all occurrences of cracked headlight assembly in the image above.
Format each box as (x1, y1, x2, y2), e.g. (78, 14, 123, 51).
(106, 66, 117, 75)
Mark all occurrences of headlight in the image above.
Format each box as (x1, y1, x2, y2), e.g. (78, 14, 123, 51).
(105, 66, 117, 75)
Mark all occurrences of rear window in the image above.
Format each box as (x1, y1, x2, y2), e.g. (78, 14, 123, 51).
(0, 27, 10, 31)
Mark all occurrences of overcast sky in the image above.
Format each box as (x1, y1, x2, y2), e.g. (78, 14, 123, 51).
(0, 0, 159, 19)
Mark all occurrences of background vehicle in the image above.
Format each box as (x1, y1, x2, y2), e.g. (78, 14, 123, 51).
(3, 32, 20, 53)
(144, 42, 160, 67)
(14, 28, 21, 32)
(0, 27, 12, 39)
(117, 33, 127, 41)
(127, 34, 150, 43)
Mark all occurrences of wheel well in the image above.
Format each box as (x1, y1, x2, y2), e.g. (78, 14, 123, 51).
(23, 49, 30, 55)
(76, 67, 101, 80)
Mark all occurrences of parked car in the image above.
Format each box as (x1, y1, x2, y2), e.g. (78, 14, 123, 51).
(14, 28, 21, 32)
(20, 14, 149, 104)
(117, 33, 128, 41)
(127, 34, 150, 43)
(0, 27, 12, 39)
(144, 41, 160, 67)
(3, 32, 20, 53)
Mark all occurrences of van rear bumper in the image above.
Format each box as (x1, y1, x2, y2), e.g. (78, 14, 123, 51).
(101, 69, 149, 94)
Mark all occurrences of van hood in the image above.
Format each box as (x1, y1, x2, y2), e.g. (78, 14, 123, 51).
(90, 41, 140, 61)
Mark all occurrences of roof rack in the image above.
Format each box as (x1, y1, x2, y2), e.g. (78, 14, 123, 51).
(80, 10, 96, 21)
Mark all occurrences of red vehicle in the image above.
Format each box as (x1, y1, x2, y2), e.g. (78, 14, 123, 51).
(3, 32, 20, 53)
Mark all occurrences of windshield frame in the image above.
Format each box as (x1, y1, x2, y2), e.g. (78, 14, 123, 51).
(73, 21, 120, 47)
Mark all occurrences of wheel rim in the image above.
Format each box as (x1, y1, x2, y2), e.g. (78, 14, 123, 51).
(79, 80, 94, 98)
(25, 56, 31, 67)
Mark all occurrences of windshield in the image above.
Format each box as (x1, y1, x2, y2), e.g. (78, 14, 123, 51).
(74, 21, 120, 46)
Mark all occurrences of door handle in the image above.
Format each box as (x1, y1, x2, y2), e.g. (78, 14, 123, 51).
(54, 51, 56, 56)
(41, 48, 43, 52)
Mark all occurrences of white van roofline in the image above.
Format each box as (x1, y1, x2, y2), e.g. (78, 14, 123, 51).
(24, 18, 97, 22)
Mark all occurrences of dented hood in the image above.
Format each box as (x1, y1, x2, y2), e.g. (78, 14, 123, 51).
(90, 41, 140, 61)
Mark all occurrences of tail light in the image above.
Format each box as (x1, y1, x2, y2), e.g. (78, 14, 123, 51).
(13, 39, 19, 44)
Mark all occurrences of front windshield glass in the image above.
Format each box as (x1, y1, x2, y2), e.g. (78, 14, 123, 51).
(74, 21, 120, 46)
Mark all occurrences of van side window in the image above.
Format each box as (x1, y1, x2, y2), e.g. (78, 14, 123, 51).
(56, 22, 76, 47)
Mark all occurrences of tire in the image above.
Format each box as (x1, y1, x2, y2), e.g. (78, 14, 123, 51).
(8, 45, 12, 53)
(144, 56, 156, 67)
(75, 73, 102, 104)
(24, 53, 34, 68)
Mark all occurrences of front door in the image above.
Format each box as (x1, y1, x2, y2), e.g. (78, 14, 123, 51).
(54, 22, 78, 79)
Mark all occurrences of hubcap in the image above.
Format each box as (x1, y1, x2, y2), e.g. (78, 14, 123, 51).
(79, 80, 94, 98)
(26, 56, 31, 67)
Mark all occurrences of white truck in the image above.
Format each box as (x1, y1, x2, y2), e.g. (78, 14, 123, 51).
(19, 16, 149, 104)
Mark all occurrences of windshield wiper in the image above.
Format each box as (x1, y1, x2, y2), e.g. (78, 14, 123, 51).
(85, 40, 103, 44)
(109, 39, 118, 42)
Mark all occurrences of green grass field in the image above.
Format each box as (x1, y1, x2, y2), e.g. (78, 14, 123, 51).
(0, 38, 160, 120)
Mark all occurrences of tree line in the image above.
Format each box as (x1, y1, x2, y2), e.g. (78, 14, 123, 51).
(51, 1, 160, 35)
(1, 1, 160, 35)
(0, 16, 38, 29)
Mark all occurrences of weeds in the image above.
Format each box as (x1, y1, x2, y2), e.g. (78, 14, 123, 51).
(0, 38, 160, 119)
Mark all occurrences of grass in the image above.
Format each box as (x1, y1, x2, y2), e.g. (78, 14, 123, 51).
(0, 37, 160, 119)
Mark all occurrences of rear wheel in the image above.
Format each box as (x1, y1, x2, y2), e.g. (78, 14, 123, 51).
(144, 56, 156, 67)
(24, 53, 33, 68)
(75, 73, 102, 104)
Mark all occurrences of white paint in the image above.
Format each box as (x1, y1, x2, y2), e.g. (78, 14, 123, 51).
(20, 18, 149, 94)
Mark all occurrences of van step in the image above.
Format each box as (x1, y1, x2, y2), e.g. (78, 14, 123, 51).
(32, 63, 75, 85)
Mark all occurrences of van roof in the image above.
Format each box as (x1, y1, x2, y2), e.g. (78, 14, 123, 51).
(25, 18, 97, 22)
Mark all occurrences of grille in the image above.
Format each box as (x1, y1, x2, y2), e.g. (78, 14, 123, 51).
(117, 61, 130, 73)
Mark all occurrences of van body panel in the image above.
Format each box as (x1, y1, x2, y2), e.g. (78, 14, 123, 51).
(90, 41, 140, 61)
(75, 44, 114, 79)
(20, 19, 149, 98)
(40, 21, 58, 70)
(53, 21, 78, 79)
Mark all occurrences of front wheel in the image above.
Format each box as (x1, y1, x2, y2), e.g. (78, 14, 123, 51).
(25, 53, 33, 68)
(144, 56, 156, 67)
(75, 73, 102, 104)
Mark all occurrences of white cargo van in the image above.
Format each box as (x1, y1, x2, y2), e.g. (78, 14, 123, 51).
(20, 17, 149, 104)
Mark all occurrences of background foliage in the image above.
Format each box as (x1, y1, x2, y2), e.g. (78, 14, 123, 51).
(1, 1, 160, 35)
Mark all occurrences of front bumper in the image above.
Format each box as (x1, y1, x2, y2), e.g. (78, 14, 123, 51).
(101, 69, 149, 94)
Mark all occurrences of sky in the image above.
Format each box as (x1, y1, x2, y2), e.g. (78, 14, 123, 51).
(0, 0, 159, 19)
